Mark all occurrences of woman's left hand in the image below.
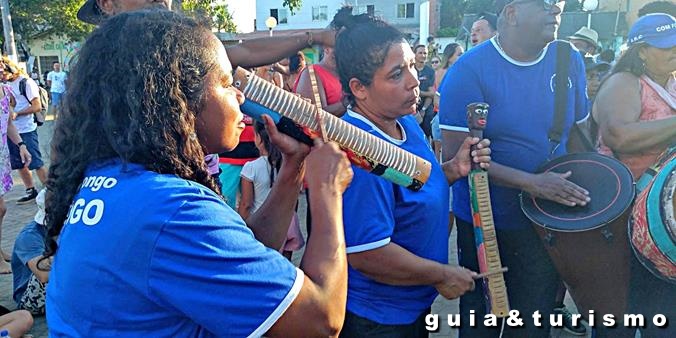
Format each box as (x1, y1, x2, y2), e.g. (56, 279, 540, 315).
(443, 137, 491, 183)
(456, 137, 491, 175)
(19, 145, 31, 167)
(262, 114, 310, 165)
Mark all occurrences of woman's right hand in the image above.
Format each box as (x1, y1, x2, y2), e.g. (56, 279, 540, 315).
(305, 139, 353, 194)
(434, 265, 476, 300)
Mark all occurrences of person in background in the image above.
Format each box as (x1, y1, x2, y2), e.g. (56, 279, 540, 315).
(0, 308, 33, 338)
(295, 45, 345, 117)
(470, 12, 497, 46)
(0, 57, 46, 206)
(432, 43, 464, 138)
(239, 122, 305, 260)
(427, 35, 440, 61)
(0, 75, 32, 273)
(592, 13, 676, 338)
(46, 61, 67, 115)
(254, 64, 284, 88)
(430, 56, 441, 71)
(638, 0, 676, 17)
(45, 9, 353, 336)
(276, 52, 307, 93)
(11, 189, 49, 315)
(413, 44, 436, 140)
(569, 26, 600, 57)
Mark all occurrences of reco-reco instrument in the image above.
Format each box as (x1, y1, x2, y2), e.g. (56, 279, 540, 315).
(232, 67, 431, 191)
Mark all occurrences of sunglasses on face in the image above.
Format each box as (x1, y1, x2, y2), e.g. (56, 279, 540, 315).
(511, 0, 565, 11)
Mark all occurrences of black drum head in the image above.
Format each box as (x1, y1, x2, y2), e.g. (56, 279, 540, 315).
(521, 153, 635, 232)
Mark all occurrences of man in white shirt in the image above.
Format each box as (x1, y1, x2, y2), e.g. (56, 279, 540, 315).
(1, 59, 48, 204)
(46, 61, 67, 114)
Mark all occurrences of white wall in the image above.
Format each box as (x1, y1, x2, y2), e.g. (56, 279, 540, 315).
(255, 0, 421, 31)
(224, 0, 256, 33)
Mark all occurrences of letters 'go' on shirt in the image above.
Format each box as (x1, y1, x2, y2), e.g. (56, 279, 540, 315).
(47, 160, 303, 338)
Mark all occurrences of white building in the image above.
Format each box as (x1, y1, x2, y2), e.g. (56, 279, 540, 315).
(255, 0, 422, 36)
(224, 0, 256, 33)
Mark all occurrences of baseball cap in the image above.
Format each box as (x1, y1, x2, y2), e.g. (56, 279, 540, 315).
(77, 0, 105, 25)
(628, 13, 676, 48)
(34, 189, 46, 225)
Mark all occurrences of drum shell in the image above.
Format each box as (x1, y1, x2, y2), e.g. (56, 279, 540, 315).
(521, 153, 635, 321)
(630, 155, 676, 284)
(534, 215, 631, 319)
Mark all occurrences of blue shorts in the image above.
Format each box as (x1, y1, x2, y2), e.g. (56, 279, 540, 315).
(9, 130, 44, 170)
(51, 92, 63, 108)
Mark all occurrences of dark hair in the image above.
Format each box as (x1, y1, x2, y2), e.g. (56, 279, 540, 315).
(599, 49, 615, 63)
(427, 36, 435, 43)
(609, 44, 645, 77)
(289, 52, 305, 74)
(476, 12, 497, 31)
(253, 122, 282, 187)
(638, 1, 676, 17)
(332, 6, 404, 104)
(44, 9, 219, 260)
(53, 61, 60, 65)
(414, 44, 426, 53)
(442, 43, 461, 69)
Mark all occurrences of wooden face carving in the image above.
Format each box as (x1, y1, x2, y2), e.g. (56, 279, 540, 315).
(467, 102, 489, 130)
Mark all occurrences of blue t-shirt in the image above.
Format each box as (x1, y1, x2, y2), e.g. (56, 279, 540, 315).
(47, 160, 303, 338)
(438, 38, 588, 230)
(341, 111, 449, 325)
(11, 221, 47, 304)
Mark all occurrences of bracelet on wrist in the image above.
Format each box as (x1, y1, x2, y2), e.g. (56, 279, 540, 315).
(17, 141, 26, 148)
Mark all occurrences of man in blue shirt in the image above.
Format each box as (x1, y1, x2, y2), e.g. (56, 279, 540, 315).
(439, 1, 590, 337)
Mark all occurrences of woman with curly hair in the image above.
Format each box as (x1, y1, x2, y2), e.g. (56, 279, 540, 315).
(44, 9, 353, 337)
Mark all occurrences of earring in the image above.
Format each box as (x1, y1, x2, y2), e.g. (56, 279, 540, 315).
(189, 132, 197, 140)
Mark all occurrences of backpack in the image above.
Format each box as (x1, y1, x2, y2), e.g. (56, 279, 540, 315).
(18, 78, 48, 126)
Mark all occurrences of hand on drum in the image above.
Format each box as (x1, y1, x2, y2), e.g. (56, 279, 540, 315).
(434, 265, 477, 300)
(526, 171, 591, 207)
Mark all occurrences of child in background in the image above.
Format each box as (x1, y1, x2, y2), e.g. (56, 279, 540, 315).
(238, 122, 304, 259)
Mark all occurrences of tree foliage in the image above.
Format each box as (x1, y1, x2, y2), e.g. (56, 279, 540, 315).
(439, 0, 494, 31)
(283, 0, 303, 14)
(8, 0, 94, 43)
(181, 0, 237, 32)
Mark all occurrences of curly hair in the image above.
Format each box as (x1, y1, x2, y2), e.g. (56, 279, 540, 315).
(332, 6, 404, 105)
(44, 9, 221, 259)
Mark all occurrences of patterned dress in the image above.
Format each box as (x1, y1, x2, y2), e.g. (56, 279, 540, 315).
(0, 86, 14, 195)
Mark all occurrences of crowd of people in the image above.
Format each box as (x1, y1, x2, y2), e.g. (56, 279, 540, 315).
(0, 0, 671, 337)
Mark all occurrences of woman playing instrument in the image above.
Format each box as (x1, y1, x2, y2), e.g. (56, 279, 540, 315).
(593, 13, 675, 338)
(44, 9, 353, 337)
(331, 8, 491, 337)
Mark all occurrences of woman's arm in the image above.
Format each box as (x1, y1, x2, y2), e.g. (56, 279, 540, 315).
(237, 177, 254, 220)
(347, 242, 475, 300)
(594, 73, 676, 154)
(266, 140, 352, 337)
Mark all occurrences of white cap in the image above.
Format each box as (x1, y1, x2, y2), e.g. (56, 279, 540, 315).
(34, 189, 46, 225)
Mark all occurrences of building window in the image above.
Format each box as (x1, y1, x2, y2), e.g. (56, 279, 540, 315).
(270, 8, 289, 24)
(312, 6, 328, 21)
(397, 3, 415, 19)
(355, 4, 375, 16)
